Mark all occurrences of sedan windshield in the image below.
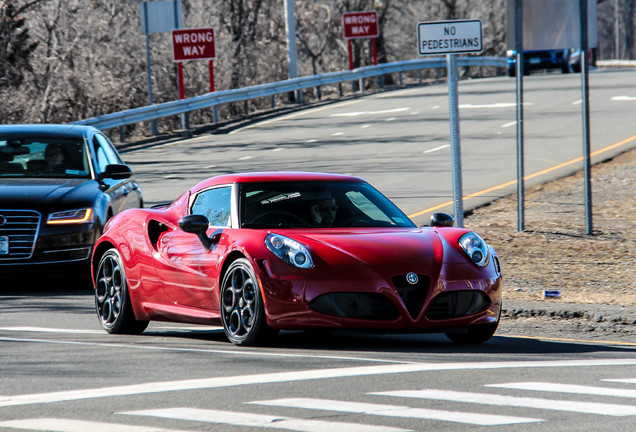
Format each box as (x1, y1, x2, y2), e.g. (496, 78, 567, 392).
(241, 181, 416, 228)
(0, 137, 91, 178)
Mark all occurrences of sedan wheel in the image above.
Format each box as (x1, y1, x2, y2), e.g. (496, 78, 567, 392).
(95, 248, 148, 334)
(220, 258, 277, 346)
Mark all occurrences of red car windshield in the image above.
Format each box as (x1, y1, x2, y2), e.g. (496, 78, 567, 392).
(0, 137, 91, 179)
(240, 181, 416, 228)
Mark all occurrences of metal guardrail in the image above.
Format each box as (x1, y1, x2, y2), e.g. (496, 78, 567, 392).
(71, 56, 506, 131)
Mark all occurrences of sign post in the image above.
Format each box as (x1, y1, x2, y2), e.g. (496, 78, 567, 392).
(342, 11, 379, 69)
(139, 0, 183, 135)
(171, 27, 216, 130)
(417, 19, 483, 228)
(172, 27, 217, 95)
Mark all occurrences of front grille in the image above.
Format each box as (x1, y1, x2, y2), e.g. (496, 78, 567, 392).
(309, 292, 397, 320)
(426, 290, 491, 320)
(0, 210, 41, 260)
(392, 274, 430, 319)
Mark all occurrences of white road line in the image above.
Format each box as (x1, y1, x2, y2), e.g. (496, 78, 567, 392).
(0, 418, 191, 432)
(330, 107, 410, 117)
(361, 124, 372, 128)
(229, 99, 363, 133)
(373, 389, 636, 416)
(3, 360, 636, 408)
(423, 145, 449, 154)
(487, 382, 636, 398)
(572, 99, 582, 105)
(251, 398, 540, 426)
(0, 327, 103, 335)
(123, 408, 410, 432)
(611, 96, 636, 101)
(332, 132, 343, 136)
(501, 121, 517, 128)
(459, 103, 518, 109)
(604, 378, 636, 384)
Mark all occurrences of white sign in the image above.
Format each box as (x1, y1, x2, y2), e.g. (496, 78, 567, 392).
(417, 19, 483, 55)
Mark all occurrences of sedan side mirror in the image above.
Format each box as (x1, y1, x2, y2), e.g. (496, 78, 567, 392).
(179, 214, 213, 249)
(430, 212, 455, 228)
(98, 164, 133, 180)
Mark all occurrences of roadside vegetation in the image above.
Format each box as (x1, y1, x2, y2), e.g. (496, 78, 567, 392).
(0, 0, 633, 138)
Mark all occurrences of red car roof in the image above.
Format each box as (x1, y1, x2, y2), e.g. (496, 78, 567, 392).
(190, 171, 364, 193)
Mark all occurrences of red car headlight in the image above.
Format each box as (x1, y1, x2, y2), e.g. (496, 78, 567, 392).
(459, 232, 489, 266)
(265, 233, 314, 269)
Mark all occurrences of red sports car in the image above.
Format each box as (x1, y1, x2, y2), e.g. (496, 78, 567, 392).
(92, 172, 502, 345)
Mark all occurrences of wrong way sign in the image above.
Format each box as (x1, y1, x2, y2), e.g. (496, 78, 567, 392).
(172, 27, 216, 61)
(417, 19, 482, 55)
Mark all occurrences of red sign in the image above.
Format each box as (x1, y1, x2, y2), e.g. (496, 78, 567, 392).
(343, 11, 379, 39)
(172, 28, 216, 62)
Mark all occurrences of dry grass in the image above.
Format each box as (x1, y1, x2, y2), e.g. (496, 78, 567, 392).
(464, 147, 636, 305)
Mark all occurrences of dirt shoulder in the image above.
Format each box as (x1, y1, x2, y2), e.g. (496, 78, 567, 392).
(463, 146, 636, 340)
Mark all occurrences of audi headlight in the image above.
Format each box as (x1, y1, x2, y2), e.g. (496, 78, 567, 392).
(47, 208, 94, 225)
(265, 234, 314, 269)
(459, 232, 489, 266)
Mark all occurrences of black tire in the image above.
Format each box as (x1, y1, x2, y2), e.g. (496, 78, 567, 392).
(220, 258, 278, 346)
(95, 248, 149, 334)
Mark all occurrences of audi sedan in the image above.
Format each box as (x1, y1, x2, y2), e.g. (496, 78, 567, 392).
(0, 124, 142, 284)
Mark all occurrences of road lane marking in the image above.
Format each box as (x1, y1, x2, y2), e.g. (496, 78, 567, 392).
(0, 336, 406, 364)
(123, 408, 409, 432)
(604, 378, 636, 384)
(251, 398, 540, 426)
(2, 360, 636, 408)
(424, 145, 449, 154)
(0, 418, 191, 432)
(459, 103, 528, 109)
(487, 382, 636, 398)
(374, 389, 636, 416)
(229, 99, 363, 133)
(330, 107, 410, 117)
(500, 334, 636, 347)
(501, 121, 517, 128)
(408, 133, 636, 218)
(0, 327, 103, 335)
(612, 96, 636, 101)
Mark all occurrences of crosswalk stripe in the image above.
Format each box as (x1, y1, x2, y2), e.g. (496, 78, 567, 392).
(604, 378, 636, 384)
(487, 382, 636, 398)
(373, 389, 636, 416)
(250, 398, 541, 426)
(0, 418, 192, 432)
(122, 407, 410, 432)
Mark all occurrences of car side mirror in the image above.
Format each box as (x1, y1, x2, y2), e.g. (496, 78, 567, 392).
(430, 212, 455, 228)
(98, 164, 132, 180)
(179, 214, 213, 249)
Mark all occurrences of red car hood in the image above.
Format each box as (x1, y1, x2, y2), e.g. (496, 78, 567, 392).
(286, 228, 445, 268)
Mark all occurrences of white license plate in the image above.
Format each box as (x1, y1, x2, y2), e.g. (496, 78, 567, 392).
(0, 236, 8, 255)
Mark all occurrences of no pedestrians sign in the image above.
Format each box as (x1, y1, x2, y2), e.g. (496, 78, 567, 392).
(172, 27, 216, 62)
(417, 20, 482, 55)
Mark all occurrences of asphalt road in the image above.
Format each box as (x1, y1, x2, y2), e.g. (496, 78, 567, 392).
(1, 288, 636, 432)
(2, 69, 636, 431)
(120, 68, 636, 225)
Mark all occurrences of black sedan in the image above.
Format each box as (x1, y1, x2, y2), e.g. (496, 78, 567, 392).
(0, 124, 142, 283)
